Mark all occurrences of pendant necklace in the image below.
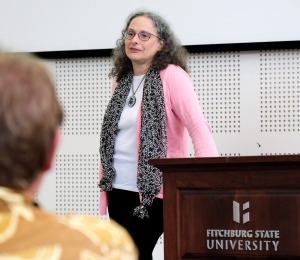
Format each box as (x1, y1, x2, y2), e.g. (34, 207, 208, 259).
(128, 74, 146, 107)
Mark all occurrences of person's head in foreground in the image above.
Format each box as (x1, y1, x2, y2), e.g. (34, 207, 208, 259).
(0, 52, 62, 193)
(0, 52, 138, 260)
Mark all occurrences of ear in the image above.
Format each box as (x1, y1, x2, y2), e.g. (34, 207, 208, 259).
(27, 130, 61, 195)
(42, 129, 61, 172)
(158, 40, 164, 50)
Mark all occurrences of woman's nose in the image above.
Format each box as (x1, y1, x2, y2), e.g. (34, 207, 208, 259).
(132, 33, 140, 42)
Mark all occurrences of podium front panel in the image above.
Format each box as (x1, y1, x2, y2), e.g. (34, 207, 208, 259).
(150, 155, 300, 259)
(179, 189, 300, 258)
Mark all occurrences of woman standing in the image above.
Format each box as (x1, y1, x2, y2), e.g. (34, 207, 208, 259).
(99, 10, 219, 259)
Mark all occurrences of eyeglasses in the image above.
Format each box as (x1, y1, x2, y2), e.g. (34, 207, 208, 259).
(124, 30, 163, 41)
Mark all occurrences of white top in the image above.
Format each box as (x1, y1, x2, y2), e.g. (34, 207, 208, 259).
(112, 75, 145, 192)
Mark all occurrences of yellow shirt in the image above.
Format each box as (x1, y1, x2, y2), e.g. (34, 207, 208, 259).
(0, 187, 138, 260)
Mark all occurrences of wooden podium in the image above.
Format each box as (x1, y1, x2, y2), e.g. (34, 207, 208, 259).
(150, 155, 300, 259)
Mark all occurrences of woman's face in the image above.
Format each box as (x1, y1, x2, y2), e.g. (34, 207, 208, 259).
(125, 16, 164, 71)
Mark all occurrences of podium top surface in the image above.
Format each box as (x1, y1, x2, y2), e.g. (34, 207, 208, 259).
(149, 154, 300, 167)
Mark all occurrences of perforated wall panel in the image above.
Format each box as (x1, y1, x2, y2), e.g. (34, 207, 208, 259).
(189, 52, 241, 134)
(55, 154, 100, 215)
(260, 50, 300, 133)
(54, 58, 112, 135)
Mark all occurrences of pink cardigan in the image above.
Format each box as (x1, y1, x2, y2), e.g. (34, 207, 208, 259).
(99, 64, 218, 215)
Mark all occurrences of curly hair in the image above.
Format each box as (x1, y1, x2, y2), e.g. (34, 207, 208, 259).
(109, 10, 189, 81)
(0, 52, 63, 190)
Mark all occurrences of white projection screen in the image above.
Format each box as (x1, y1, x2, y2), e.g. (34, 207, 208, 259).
(0, 0, 299, 53)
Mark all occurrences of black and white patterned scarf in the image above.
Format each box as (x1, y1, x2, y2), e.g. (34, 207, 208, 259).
(99, 69, 167, 219)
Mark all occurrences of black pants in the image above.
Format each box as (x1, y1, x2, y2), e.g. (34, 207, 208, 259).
(108, 188, 163, 260)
